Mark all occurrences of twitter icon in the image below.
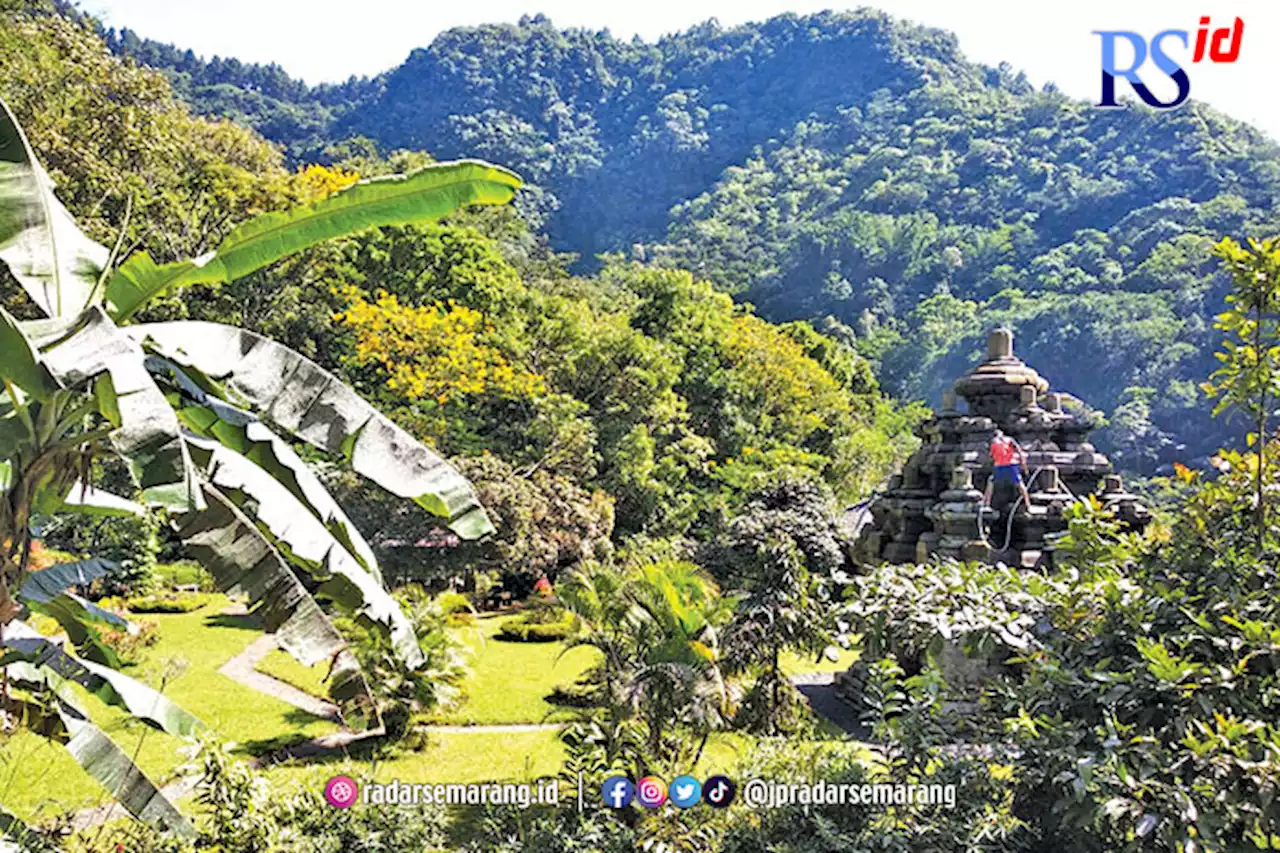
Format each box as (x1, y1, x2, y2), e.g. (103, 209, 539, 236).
(669, 775, 702, 808)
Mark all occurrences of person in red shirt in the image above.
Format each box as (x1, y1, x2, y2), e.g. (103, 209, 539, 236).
(984, 428, 1031, 508)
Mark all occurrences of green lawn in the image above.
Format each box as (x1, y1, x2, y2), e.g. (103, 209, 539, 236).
(260, 728, 568, 791)
(3, 593, 859, 827)
(255, 612, 603, 727)
(430, 613, 601, 725)
(255, 648, 332, 699)
(2, 594, 337, 823)
(781, 644, 861, 676)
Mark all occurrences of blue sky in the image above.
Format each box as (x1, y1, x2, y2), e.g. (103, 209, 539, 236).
(83, 0, 1277, 140)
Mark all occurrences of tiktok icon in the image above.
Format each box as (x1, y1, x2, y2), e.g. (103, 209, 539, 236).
(703, 775, 736, 808)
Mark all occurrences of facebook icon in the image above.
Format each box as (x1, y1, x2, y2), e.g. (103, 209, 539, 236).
(601, 776, 634, 808)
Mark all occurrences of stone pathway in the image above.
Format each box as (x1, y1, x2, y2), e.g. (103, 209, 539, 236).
(216, 634, 342, 723)
(791, 672, 868, 738)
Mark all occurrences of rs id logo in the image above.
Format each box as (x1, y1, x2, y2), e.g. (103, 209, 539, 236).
(1094, 16, 1244, 110)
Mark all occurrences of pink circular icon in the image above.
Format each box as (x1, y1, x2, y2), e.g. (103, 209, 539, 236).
(636, 776, 668, 808)
(324, 775, 359, 808)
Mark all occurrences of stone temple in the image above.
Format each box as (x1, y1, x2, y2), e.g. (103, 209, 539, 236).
(853, 328, 1150, 568)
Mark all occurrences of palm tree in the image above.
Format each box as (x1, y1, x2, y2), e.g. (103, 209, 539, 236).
(0, 97, 520, 837)
(560, 559, 733, 772)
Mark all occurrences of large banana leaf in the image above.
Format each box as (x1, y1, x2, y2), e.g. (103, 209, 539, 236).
(19, 558, 129, 666)
(0, 99, 109, 318)
(0, 687, 190, 838)
(171, 483, 372, 711)
(1, 620, 201, 737)
(57, 708, 196, 838)
(36, 587, 132, 626)
(105, 160, 522, 322)
(59, 481, 146, 517)
(184, 432, 423, 668)
(18, 556, 114, 602)
(150, 354, 380, 579)
(20, 307, 202, 511)
(23, 594, 130, 667)
(132, 321, 495, 538)
(0, 306, 55, 401)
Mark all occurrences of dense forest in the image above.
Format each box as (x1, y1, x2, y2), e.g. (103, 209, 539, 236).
(0, 3, 915, 581)
(101, 9, 1280, 465)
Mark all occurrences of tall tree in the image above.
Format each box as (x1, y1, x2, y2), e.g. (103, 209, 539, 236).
(1204, 236, 1280, 550)
(715, 478, 844, 734)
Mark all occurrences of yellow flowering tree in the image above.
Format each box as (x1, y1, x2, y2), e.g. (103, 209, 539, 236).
(340, 289, 545, 405)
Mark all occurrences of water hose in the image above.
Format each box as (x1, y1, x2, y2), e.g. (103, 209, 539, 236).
(981, 466, 1041, 551)
(974, 466, 1086, 552)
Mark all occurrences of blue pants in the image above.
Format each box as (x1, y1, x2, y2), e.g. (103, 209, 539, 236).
(993, 464, 1023, 486)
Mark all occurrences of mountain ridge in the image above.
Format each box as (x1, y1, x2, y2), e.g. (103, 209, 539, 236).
(100, 8, 1280, 464)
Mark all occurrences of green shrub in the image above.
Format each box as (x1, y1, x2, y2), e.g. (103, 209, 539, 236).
(497, 610, 576, 643)
(436, 590, 472, 615)
(340, 585, 470, 740)
(125, 593, 206, 614)
(101, 618, 160, 665)
(39, 461, 162, 598)
(436, 589, 476, 626)
(152, 560, 215, 591)
(447, 611, 477, 627)
(841, 481, 1280, 853)
(546, 678, 598, 707)
(83, 740, 450, 852)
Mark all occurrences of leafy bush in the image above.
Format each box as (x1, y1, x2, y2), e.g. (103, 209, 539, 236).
(152, 560, 215, 592)
(80, 740, 450, 852)
(546, 677, 599, 707)
(40, 508, 161, 599)
(459, 805, 634, 853)
(125, 593, 206, 614)
(341, 585, 469, 740)
(712, 740, 1021, 853)
(844, 486, 1280, 853)
(497, 609, 577, 642)
(100, 618, 160, 665)
(436, 589, 476, 626)
(841, 559, 1063, 673)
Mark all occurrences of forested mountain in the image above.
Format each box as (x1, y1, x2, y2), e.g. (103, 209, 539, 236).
(103, 8, 1280, 464)
(11, 9, 1280, 850)
(2, 4, 914, 569)
(103, 12, 1004, 254)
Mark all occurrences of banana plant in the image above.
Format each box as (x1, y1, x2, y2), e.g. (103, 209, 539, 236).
(0, 96, 520, 837)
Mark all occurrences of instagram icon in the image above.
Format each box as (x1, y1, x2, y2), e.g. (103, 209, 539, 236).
(636, 776, 667, 808)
